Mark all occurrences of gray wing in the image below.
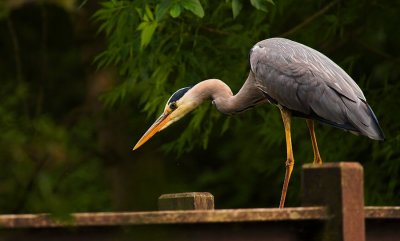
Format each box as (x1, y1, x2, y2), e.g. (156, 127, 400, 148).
(250, 38, 384, 140)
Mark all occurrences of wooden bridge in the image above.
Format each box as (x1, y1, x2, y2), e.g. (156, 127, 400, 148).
(1, 162, 399, 241)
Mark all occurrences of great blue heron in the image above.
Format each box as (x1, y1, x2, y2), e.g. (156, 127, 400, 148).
(132, 38, 384, 208)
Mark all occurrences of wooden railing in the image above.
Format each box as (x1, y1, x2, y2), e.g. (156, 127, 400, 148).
(1, 162, 399, 241)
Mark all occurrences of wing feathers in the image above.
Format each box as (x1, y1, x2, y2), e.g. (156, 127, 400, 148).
(250, 38, 384, 140)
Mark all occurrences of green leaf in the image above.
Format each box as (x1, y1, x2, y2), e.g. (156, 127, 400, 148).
(137, 21, 158, 47)
(145, 4, 154, 21)
(181, 0, 204, 18)
(232, 0, 242, 18)
(250, 0, 270, 13)
(170, 3, 182, 18)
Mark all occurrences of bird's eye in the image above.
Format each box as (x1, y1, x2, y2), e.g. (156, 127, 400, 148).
(169, 102, 177, 110)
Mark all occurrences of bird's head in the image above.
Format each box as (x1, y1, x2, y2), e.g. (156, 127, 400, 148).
(132, 86, 198, 151)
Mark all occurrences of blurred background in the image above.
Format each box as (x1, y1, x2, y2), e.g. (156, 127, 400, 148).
(0, 0, 399, 215)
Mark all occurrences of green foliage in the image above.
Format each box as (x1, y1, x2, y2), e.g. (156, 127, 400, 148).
(0, 82, 110, 214)
(0, 3, 111, 214)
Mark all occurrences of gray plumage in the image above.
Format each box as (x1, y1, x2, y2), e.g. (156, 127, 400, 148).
(133, 37, 384, 207)
(247, 38, 384, 140)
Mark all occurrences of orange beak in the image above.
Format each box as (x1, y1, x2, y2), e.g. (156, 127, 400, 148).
(132, 113, 172, 151)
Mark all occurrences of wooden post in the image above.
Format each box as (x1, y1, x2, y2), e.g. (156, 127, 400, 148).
(158, 192, 214, 210)
(302, 162, 365, 241)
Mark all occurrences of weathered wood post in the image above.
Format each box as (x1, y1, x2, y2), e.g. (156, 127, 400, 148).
(158, 192, 214, 210)
(302, 162, 365, 241)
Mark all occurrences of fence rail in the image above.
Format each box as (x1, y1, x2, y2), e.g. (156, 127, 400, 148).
(1, 162, 399, 241)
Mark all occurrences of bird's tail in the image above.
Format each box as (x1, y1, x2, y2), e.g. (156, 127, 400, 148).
(365, 104, 385, 140)
(343, 98, 385, 140)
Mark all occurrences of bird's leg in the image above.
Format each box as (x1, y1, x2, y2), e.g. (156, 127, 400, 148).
(279, 108, 294, 209)
(306, 120, 323, 165)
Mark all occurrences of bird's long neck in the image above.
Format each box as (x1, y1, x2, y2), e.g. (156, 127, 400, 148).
(193, 72, 266, 115)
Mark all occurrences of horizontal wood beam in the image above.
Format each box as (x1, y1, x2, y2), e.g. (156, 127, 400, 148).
(365, 206, 400, 219)
(1, 206, 398, 229)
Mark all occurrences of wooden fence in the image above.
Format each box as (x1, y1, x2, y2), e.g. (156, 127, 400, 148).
(0, 162, 399, 241)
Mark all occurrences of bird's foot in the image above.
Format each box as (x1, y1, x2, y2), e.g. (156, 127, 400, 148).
(313, 156, 323, 165)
